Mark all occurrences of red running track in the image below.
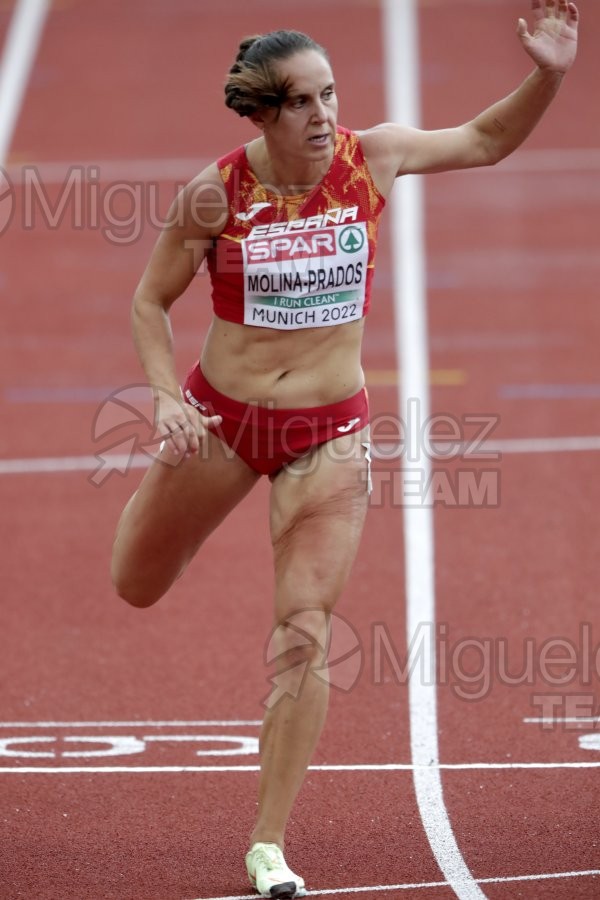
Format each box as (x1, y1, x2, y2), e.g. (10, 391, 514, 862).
(1, 1, 600, 898)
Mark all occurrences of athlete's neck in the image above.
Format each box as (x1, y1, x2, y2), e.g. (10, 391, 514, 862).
(247, 137, 333, 197)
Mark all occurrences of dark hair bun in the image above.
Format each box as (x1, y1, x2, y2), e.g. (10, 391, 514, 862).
(224, 30, 328, 118)
(236, 35, 261, 64)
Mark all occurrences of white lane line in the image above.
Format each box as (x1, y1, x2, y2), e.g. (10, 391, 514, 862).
(0, 0, 51, 166)
(383, 2, 483, 897)
(0, 720, 262, 727)
(2, 433, 600, 477)
(2, 761, 600, 774)
(4, 148, 599, 183)
(189, 869, 600, 900)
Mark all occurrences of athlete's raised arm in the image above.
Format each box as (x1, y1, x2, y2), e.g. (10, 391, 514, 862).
(362, 0, 579, 189)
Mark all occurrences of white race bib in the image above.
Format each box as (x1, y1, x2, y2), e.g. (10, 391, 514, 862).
(241, 222, 369, 330)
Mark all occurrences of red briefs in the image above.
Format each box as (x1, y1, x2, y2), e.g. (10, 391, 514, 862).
(183, 364, 369, 477)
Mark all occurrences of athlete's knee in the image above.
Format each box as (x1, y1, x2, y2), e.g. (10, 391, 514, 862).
(110, 550, 167, 609)
(271, 607, 331, 669)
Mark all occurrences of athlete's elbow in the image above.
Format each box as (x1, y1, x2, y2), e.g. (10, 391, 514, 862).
(132, 284, 170, 316)
(111, 567, 161, 609)
(463, 122, 505, 168)
(474, 135, 504, 168)
(482, 147, 505, 167)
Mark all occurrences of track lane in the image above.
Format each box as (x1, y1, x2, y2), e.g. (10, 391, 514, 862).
(421, 2, 600, 897)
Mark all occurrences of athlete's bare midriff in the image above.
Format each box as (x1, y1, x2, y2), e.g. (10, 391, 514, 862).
(200, 314, 365, 408)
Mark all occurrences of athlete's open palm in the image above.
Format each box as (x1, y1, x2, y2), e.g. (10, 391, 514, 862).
(517, 0, 579, 73)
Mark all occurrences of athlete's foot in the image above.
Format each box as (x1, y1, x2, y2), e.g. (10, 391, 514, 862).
(245, 842, 307, 898)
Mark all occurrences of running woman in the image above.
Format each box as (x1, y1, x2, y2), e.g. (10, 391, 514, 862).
(111, 3, 578, 896)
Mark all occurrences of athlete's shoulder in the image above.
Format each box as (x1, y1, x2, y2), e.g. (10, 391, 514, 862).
(330, 125, 370, 174)
(354, 122, 407, 156)
(175, 162, 229, 238)
(215, 143, 247, 172)
(334, 124, 359, 151)
(353, 123, 411, 197)
(332, 125, 387, 203)
(181, 161, 225, 209)
(335, 124, 382, 168)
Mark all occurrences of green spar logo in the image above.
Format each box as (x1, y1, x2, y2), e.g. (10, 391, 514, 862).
(339, 225, 365, 253)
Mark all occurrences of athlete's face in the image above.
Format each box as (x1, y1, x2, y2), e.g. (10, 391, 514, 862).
(260, 50, 338, 163)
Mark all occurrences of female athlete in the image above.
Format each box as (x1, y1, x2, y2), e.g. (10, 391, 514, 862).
(111, 3, 578, 896)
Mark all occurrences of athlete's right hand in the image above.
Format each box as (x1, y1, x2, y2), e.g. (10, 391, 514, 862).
(155, 394, 222, 458)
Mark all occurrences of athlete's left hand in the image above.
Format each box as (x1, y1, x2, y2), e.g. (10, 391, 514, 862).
(517, 0, 579, 73)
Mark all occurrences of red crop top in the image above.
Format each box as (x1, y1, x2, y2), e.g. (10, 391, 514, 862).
(206, 126, 385, 331)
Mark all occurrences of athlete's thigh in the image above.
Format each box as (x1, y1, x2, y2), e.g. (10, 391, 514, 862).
(113, 431, 260, 584)
(269, 427, 371, 620)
